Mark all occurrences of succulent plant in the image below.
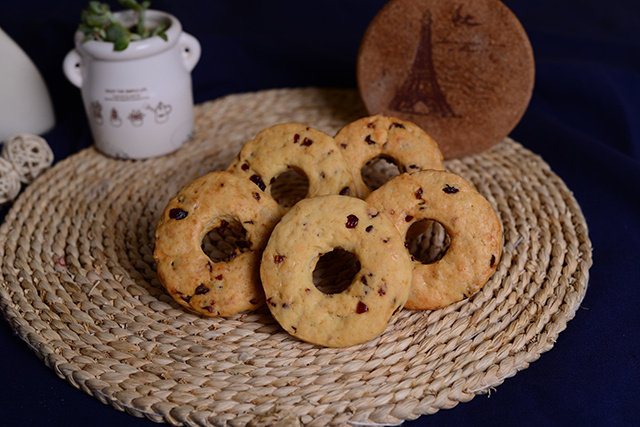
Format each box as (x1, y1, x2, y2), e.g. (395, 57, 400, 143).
(78, 0, 168, 51)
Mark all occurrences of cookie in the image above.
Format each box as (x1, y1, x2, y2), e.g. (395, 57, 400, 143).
(228, 123, 356, 208)
(357, 0, 535, 158)
(154, 171, 282, 317)
(260, 195, 411, 347)
(334, 115, 444, 198)
(366, 170, 502, 310)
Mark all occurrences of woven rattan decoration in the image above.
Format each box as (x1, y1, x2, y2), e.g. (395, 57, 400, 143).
(0, 88, 592, 426)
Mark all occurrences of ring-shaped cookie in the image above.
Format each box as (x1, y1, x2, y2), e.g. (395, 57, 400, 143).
(228, 123, 356, 207)
(154, 171, 282, 316)
(366, 170, 503, 310)
(260, 195, 412, 347)
(334, 115, 444, 198)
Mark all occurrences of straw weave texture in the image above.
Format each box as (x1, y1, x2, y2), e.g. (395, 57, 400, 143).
(0, 88, 592, 426)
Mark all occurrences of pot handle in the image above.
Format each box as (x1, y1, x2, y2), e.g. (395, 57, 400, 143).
(63, 49, 83, 88)
(179, 32, 201, 72)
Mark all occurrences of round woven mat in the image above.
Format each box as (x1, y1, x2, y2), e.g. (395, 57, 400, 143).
(0, 88, 592, 426)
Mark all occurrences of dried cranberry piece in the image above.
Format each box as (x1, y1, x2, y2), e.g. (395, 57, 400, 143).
(195, 284, 209, 295)
(365, 225, 373, 233)
(345, 214, 359, 229)
(215, 274, 223, 280)
(365, 135, 376, 145)
(415, 188, 423, 199)
(339, 186, 351, 196)
(274, 254, 286, 264)
(250, 174, 266, 191)
(301, 137, 313, 146)
(405, 215, 414, 222)
(241, 163, 250, 171)
(293, 134, 300, 143)
(390, 122, 406, 129)
(490, 254, 496, 267)
(378, 284, 387, 296)
(356, 301, 368, 314)
(169, 208, 188, 220)
(253, 192, 261, 201)
(443, 184, 459, 194)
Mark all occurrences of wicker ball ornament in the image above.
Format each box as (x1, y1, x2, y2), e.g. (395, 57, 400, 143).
(2, 133, 54, 184)
(0, 157, 21, 204)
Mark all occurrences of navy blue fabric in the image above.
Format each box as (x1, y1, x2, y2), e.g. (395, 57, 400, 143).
(1, 1, 639, 425)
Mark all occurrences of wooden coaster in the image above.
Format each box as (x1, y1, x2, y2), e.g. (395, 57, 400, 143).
(357, 0, 535, 159)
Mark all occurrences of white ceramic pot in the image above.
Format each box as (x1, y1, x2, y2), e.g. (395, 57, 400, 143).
(63, 10, 200, 159)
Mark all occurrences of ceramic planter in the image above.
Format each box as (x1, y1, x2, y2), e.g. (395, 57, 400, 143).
(63, 10, 200, 159)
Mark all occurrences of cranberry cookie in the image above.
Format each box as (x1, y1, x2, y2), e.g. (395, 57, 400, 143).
(334, 115, 444, 198)
(260, 195, 411, 347)
(366, 170, 502, 310)
(154, 171, 282, 316)
(228, 123, 355, 208)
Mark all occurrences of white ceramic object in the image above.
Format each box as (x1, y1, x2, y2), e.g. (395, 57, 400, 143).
(63, 10, 200, 159)
(0, 27, 55, 142)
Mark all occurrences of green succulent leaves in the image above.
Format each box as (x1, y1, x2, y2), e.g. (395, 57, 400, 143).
(79, 0, 168, 51)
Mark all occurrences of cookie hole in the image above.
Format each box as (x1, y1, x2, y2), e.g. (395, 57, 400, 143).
(312, 248, 361, 294)
(201, 219, 252, 263)
(405, 219, 451, 264)
(270, 167, 309, 208)
(361, 155, 402, 190)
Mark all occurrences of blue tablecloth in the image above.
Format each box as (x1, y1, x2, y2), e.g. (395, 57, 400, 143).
(1, 1, 638, 425)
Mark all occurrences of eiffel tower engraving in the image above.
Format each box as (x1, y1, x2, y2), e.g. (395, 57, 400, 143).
(389, 11, 457, 118)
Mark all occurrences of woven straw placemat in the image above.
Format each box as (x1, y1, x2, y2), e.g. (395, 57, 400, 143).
(0, 88, 592, 426)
